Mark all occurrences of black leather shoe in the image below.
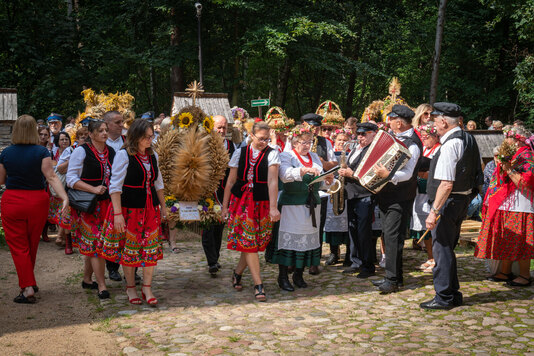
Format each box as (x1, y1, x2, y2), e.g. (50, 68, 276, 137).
(81, 281, 98, 290)
(420, 298, 454, 310)
(209, 264, 219, 277)
(216, 262, 221, 269)
(109, 270, 122, 282)
(278, 277, 295, 291)
(325, 253, 339, 266)
(372, 278, 403, 287)
(378, 280, 399, 294)
(357, 270, 375, 279)
(342, 267, 359, 274)
(342, 259, 351, 267)
(98, 290, 110, 299)
(293, 269, 308, 288)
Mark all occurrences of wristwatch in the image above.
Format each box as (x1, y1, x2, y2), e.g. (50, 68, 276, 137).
(431, 206, 440, 215)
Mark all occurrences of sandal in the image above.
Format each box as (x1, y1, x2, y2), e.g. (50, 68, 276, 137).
(170, 247, 181, 254)
(98, 290, 110, 299)
(507, 275, 532, 287)
(232, 270, 243, 291)
(141, 285, 158, 306)
(487, 272, 514, 282)
(254, 284, 267, 302)
(14, 293, 36, 304)
(126, 286, 142, 305)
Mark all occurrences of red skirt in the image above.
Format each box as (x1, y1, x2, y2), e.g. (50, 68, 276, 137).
(48, 196, 62, 224)
(70, 199, 110, 257)
(226, 190, 272, 252)
(475, 210, 534, 260)
(100, 203, 163, 267)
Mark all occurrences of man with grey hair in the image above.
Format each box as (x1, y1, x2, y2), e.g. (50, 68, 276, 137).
(202, 115, 235, 277)
(420, 102, 483, 310)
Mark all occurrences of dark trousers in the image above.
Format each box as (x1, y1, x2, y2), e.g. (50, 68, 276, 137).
(202, 223, 225, 266)
(318, 196, 328, 250)
(347, 196, 375, 273)
(380, 200, 413, 283)
(432, 195, 470, 305)
(106, 260, 120, 273)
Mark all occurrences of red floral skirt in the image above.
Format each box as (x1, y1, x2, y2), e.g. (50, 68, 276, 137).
(70, 200, 110, 257)
(100, 203, 163, 267)
(227, 190, 272, 252)
(475, 210, 534, 260)
(47, 197, 71, 229)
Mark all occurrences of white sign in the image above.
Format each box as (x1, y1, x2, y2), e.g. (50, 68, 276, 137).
(179, 201, 201, 221)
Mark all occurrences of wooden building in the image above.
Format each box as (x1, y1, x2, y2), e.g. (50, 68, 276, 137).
(0, 88, 18, 152)
(172, 92, 234, 124)
(470, 130, 504, 164)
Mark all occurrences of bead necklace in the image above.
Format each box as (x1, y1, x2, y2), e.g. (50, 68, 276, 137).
(293, 149, 313, 168)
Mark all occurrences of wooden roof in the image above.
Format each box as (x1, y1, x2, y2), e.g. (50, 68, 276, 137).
(0, 88, 17, 121)
(172, 92, 234, 123)
(470, 130, 503, 161)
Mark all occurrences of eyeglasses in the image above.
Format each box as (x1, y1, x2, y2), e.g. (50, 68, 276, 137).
(423, 112, 431, 116)
(322, 127, 333, 131)
(356, 132, 368, 136)
(143, 134, 155, 140)
(253, 135, 271, 143)
(298, 140, 313, 146)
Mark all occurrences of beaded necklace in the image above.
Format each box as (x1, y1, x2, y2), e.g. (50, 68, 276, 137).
(293, 149, 313, 168)
(137, 152, 152, 189)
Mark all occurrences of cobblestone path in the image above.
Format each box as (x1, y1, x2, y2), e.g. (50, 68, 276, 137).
(91, 238, 534, 356)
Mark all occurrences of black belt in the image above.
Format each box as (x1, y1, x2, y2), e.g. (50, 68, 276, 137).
(305, 186, 319, 228)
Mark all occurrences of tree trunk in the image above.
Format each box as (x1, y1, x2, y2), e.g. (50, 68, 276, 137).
(231, 15, 240, 107)
(345, 71, 357, 117)
(429, 0, 447, 105)
(276, 58, 291, 107)
(170, 8, 185, 99)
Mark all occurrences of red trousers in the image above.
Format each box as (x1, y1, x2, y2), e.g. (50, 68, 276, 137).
(1, 189, 49, 289)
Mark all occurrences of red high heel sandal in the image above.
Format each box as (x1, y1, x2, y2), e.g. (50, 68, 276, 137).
(126, 286, 142, 305)
(141, 285, 158, 306)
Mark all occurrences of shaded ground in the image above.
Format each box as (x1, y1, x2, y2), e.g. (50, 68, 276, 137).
(1, 230, 534, 355)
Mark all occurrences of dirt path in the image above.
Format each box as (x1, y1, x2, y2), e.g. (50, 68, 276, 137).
(0, 232, 119, 356)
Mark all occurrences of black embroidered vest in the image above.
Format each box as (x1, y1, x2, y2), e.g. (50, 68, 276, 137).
(231, 146, 272, 202)
(80, 144, 115, 201)
(121, 151, 160, 208)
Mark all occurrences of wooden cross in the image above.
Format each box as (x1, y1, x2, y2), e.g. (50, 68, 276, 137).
(186, 80, 204, 106)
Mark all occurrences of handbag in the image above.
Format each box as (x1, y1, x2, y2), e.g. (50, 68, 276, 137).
(67, 177, 105, 214)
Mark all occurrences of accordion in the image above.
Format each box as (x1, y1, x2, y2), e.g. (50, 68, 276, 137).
(354, 130, 412, 194)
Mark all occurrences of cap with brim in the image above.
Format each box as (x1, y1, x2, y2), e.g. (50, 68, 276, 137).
(141, 112, 155, 120)
(431, 102, 462, 117)
(386, 112, 399, 118)
(47, 113, 63, 122)
(301, 113, 323, 127)
(356, 122, 378, 132)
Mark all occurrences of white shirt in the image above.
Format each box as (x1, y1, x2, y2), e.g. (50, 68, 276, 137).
(347, 144, 364, 166)
(108, 150, 164, 194)
(66, 146, 88, 188)
(324, 139, 336, 162)
(228, 146, 281, 168)
(279, 151, 323, 183)
(390, 128, 421, 185)
(106, 135, 125, 153)
(57, 147, 73, 166)
(433, 126, 464, 182)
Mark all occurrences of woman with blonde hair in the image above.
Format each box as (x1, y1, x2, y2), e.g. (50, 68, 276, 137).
(0, 115, 69, 303)
(412, 104, 433, 130)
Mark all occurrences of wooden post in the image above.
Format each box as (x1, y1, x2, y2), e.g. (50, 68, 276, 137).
(430, 0, 448, 105)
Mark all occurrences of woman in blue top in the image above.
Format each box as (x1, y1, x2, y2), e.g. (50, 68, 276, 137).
(0, 115, 69, 304)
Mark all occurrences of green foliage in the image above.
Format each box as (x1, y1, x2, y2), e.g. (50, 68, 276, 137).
(0, 0, 533, 126)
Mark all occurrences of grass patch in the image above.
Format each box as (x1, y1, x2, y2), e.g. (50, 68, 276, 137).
(65, 272, 84, 286)
(228, 336, 240, 342)
(94, 316, 116, 333)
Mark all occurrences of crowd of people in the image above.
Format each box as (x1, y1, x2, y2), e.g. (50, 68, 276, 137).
(0, 101, 532, 310)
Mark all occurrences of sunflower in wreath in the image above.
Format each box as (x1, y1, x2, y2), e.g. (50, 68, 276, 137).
(171, 112, 194, 129)
(202, 116, 214, 133)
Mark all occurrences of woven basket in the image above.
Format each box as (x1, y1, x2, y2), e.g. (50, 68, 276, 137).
(265, 106, 294, 132)
(316, 100, 344, 127)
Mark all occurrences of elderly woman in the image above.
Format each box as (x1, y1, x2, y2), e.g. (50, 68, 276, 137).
(222, 121, 281, 301)
(267, 125, 333, 291)
(0, 115, 68, 303)
(410, 123, 441, 271)
(67, 120, 115, 298)
(101, 119, 166, 306)
(475, 126, 534, 286)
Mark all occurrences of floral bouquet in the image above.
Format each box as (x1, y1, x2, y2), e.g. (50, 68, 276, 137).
(165, 195, 223, 229)
(496, 140, 517, 164)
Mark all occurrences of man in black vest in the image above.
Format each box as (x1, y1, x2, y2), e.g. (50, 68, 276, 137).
(372, 104, 422, 293)
(338, 122, 378, 278)
(202, 115, 235, 277)
(420, 102, 482, 310)
(302, 113, 338, 275)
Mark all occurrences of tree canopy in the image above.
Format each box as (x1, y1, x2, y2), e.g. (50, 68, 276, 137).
(1, 0, 533, 126)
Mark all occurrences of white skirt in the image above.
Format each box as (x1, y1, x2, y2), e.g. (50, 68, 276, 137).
(278, 205, 321, 252)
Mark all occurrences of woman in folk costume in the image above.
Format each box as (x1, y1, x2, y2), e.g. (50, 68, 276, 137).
(101, 119, 166, 305)
(410, 123, 441, 272)
(221, 121, 281, 302)
(66, 119, 115, 299)
(475, 126, 534, 286)
(324, 129, 351, 266)
(266, 125, 333, 291)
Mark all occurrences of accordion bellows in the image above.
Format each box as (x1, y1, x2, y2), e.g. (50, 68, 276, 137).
(354, 130, 412, 193)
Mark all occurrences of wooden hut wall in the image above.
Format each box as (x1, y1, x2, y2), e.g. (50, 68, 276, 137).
(470, 130, 504, 164)
(172, 93, 234, 124)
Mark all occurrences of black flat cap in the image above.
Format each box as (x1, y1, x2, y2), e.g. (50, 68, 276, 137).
(356, 122, 378, 132)
(431, 102, 462, 117)
(387, 104, 415, 121)
(301, 113, 323, 127)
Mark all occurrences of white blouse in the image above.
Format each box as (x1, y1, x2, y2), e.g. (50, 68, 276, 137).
(109, 150, 164, 195)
